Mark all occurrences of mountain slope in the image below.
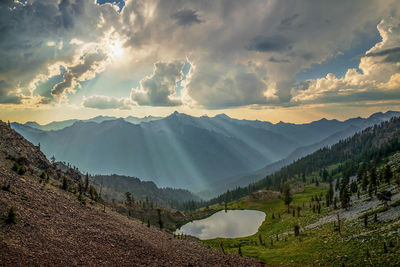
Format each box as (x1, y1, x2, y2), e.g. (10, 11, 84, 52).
(208, 116, 400, 205)
(21, 115, 163, 131)
(91, 174, 201, 207)
(0, 121, 260, 266)
(11, 111, 400, 191)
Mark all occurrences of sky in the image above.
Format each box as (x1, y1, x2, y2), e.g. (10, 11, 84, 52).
(0, 0, 399, 124)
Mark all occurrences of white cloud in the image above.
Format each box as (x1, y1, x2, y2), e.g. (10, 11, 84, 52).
(82, 95, 131, 110)
(131, 61, 184, 106)
(291, 17, 400, 105)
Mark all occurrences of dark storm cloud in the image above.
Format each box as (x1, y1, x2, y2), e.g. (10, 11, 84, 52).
(269, 57, 290, 63)
(366, 46, 400, 63)
(171, 9, 203, 26)
(246, 35, 292, 52)
(0, 80, 21, 104)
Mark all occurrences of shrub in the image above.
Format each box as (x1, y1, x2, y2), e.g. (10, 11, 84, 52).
(1, 184, 10, 191)
(5, 206, 17, 224)
(12, 162, 19, 172)
(17, 165, 26, 175)
(294, 224, 300, 236)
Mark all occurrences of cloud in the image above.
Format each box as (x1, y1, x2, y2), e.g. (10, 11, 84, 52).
(291, 17, 400, 105)
(185, 62, 273, 108)
(52, 50, 107, 99)
(269, 57, 290, 63)
(1, 0, 399, 111)
(83, 95, 131, 109)
(171, 9, 203, 26)
(280, 14, 299, 26)
(0, 80, 22, 104)
(131, 61, 184, 106)
(0, 0, 120, 105)
(246, 35, 292, 52)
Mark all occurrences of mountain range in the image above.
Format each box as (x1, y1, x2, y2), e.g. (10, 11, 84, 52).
(11, 111, 400, 194)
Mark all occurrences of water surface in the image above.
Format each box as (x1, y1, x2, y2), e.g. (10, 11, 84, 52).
(175, 209, 265, 240)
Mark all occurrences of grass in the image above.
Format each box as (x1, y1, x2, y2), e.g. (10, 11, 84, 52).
(200, 184, 400, 266)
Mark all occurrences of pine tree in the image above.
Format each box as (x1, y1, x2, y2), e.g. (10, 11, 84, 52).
(157, 208, 163, 229)
(377, 190, 392, 207)
(361, 172, 369, 192)
(322, 168, 328, 182)
(62, 176, 68, 190)
(350, 181, 358, 194)
(283, 184, 293, 213)
(369, 166, 378, 194)
(357, 163, 366, 183)
(383, 165, 393, 184)
(395, 174, 400, 192)
(84, 173, 89, 192)
(326, 182, 334, 207)
(340, 184, 351, 209)
(294, 225, 300, 236)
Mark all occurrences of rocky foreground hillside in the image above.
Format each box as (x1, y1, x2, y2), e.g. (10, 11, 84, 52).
(0, 121, 261, 266)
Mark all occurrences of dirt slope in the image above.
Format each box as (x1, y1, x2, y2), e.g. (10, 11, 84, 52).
(0, 121, 262, 266)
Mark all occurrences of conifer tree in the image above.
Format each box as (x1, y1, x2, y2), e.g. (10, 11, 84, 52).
(283, 184, 293, 213)
(369, 166, 378, 194)
(62, 176, 68, 190)
(84, 173, 89, 192)
(340, 184, 351, 209)
(383, 165, 393, 184)
(157, 208, 163, 229)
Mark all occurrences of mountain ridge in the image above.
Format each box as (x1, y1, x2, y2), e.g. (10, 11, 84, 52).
(11, 111, 400, 192)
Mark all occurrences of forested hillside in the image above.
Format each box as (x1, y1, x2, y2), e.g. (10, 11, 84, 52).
(199, 116, 400, 208)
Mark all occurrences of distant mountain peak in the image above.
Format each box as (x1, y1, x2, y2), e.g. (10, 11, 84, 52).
(215, 113, 230, 119)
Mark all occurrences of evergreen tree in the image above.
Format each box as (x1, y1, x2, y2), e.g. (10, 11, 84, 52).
(361, 172, 369, 192)
(383, 165, 393, 184)
(350, 181, 358, 194)
(369, 166, 378, 194)
(326, 182, 334, 206)
(157, 208, 163, 229)
(357, 163, 366, 183)
(294, 224, 300, 236)
(84, 173, 89, 192)
(340, 184, 351, 209)
(322, 168, 328, 182)
(283, 184, 293, 213)
(377, 190, 392, 207)
(62, 176, 68, 190)
(395, 174, 400, 192)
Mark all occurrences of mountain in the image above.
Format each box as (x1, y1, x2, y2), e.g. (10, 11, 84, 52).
(0, 121, 260, 266)
(21, 115, 163, 131)
(198, 112, 400, 197)
(90, 174, 201, 208)
(11, 111, 400, 192)
(207, 116, 400, 205)
(124, 115, 163, 124)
